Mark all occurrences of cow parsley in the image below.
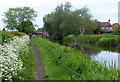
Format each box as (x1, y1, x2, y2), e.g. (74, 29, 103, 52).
(0, 35, 30, 81)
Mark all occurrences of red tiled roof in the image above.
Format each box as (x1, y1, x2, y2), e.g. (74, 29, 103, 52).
(112, 23, 120, 26)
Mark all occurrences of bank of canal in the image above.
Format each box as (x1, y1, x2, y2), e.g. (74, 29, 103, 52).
(63, 34, 120, 69)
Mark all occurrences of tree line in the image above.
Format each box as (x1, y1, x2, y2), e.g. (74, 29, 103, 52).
(2, 2, 100, 41)
(43, 2, 99, 42)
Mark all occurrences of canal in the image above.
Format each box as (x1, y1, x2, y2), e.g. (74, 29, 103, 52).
(77, 45, 119, 69)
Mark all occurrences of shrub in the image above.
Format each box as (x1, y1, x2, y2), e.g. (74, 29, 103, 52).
(11, 31, 22, 36)
(11, 31, 26, 36)
(63, 35, 78, 45)
(97, 37, 118, 47)
(0, 35, 30, 81)
(1, 31, 26, 44)
(1, 31, 12, 43)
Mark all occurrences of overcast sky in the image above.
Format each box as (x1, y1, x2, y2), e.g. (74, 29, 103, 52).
(0, 0, 119, 30)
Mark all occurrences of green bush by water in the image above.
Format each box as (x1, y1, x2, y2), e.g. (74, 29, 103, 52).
(33, 37, 118, 80)
(63, 34, 120, 51)
(97, 37, 118, 47)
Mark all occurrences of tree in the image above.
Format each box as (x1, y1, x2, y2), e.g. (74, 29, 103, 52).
(17, 20, 35, 34)
(37, 28, 43, 31)
(43, 2, 97, 42)
(3, 7, 37, 33)
(113, 26, 120, 32)
(43, 2, 72, 42)
(94, 21, 101, 33)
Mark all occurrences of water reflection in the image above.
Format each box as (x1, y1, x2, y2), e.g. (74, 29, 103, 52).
(92, 51, 118, 63)
(77, 46, 101, 57)
(77, 46, 119, 68)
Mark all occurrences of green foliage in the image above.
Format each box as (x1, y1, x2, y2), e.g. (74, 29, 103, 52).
(33, 37, 118, 80)
(97, 37, 118, 47)
(1, 31, 12, 43)
(43, 2, 98, 42)
(112, 26, 120, 32)
(3, 7, 37, 33)
(11, 31, 23, 36)
(102, 27, 108, 33)
(1, 31, 26, 43)
(43, 2, 70, 41)
(17, 20, 35, 34)
(63, 35, 78, 45)
(13, 41, 38, 80)
(37, 28, 43, 31)
(63, 34, 120, 51)
(111, 31, 120, 35)
(94, 21, 101, 32)
(63, 35, 74, 45)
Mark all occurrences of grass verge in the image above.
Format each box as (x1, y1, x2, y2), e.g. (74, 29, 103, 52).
(13, 41, 38, 80)
(0, 31, 26, 44)
(33, 37, 118, 80)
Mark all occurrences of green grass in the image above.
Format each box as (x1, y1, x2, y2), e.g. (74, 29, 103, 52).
(0, 31, 26, 44)
(13, 41, 38, 80)
(63, 34, 120, 52)
(11, 31, 25, 36)
(33, 37, 118, 80)
(64, 34, 119, 44)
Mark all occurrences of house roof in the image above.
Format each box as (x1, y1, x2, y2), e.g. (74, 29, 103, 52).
(112, 23, 120, 26)
(100, 22, 112, 27)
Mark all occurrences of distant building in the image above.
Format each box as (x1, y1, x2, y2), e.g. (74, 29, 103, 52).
(100, 19, 112, 30)
(112, 23, 120, 27)
(99, 19, 113, 33)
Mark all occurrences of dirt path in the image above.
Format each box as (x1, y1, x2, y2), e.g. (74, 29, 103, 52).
(32, 41, 43, 80)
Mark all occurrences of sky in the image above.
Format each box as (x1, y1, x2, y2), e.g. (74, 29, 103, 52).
(0, 0, 119, 30)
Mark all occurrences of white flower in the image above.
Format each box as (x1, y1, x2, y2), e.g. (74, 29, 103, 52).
(0, 35, 30, 81)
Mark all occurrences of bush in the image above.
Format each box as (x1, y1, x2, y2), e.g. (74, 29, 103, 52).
(111, 31, 120, 35)
(1, 31, 26, 44)
(11, 31, 22, 36)
(63, 35, 74, 45)
(63, 35, 79, 46)
(1, 31, 12, 43)
(1, 35, 30, 81)
(97, 37, 118, 47)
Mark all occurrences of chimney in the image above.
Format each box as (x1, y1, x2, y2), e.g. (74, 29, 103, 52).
(108, 19, 110, 23)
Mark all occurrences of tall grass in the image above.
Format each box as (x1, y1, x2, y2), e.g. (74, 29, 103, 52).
(33, 37, 118, 80)
(13, 41, 38, 80)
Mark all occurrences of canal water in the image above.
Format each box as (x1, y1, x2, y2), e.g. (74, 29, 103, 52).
(91, 51, 119, 67)
(78, 46, 119, 69)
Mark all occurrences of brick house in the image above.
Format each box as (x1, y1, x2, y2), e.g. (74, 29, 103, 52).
(112, 23, 120, 27)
